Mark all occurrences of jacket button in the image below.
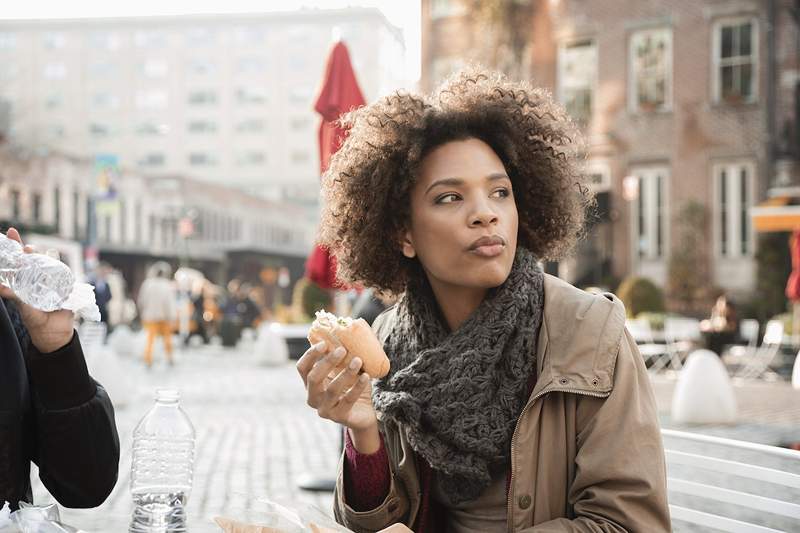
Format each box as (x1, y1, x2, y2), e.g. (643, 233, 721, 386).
(518, 494, 532, 509)
(558, 377, 569, 385)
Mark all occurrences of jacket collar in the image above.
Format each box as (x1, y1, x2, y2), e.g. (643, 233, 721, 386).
(530, 274, 626, 399)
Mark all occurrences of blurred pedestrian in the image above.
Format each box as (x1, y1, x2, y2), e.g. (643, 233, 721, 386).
(88, 262, 113, 331)
(137, 261, 177, 368)
(1, 228, 119, 510)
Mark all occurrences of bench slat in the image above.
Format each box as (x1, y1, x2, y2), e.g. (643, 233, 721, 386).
(665, 450, 800, 489)
(668, 478, 800, 519)
(669, 505, 786, 533)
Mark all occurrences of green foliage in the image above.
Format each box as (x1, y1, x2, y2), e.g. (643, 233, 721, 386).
(616, 276, 666, 318)
(292, 277, 332, 321)
(636, 311, 668, 331)
(667, 201, 712, 315)
(753, 232, 792, 322)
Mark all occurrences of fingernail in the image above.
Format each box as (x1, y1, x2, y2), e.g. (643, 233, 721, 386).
(315, 341, 326, 351)
(349, 357, 360, 370)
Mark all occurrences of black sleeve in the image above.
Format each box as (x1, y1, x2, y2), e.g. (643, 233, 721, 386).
(25, 331, 121, 508)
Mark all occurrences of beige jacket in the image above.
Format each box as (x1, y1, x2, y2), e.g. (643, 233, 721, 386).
(333, 274, 671, 532)
(136, 277, 177, 322)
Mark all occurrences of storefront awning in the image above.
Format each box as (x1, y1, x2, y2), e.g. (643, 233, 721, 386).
(752, 195, 800, 232)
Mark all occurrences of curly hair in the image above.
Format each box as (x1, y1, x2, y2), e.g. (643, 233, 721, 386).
(319, 68, 593, 294)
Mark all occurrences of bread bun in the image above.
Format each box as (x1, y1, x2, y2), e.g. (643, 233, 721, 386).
(307, 310, 390, 378)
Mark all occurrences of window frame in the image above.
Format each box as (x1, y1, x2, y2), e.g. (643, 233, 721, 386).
(556, 39, 597, 125)
(630, 165, 670, 261)
(711, 16, 759, 104)
(713, 160, 755, 259)
(628, 27, 673, 113)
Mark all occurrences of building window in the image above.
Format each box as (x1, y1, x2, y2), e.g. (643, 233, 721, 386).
(557, 40, 596, 124)
(235, 118, 267, 133)
(632, 167, 669, 260)
(11, 189, 21, 221)
(138, 153, 166, 167)
(88, 31, 120, 50)
(43, 63, 67, 80)
(188, 120, 218, 134)
(92, 92, 120, 110)
(187, 59, 217, 76)
(135, 201, 142, 244)
(187, 90, 217, 106)
(45, 94, 63, 110)
(189, 153, 218, 166)
(43, 32, 66, 49)
(713, 18, 757, 104)
(236, 87, 267, 105)
(630, 28, 671, 112)
(186, 27, 216, 46)
(73, 190, 80, 239)
(89, 122, 111, 139)
(134, 30, 167, 48)
(237, 56, 268, 75)
(89, 123, 112, 138)
(136, 90, 168, 110)
(233, 26, 267, 45)
(136, 122, 170, 136)
(0, 32, 18, 50)
(119, 200, 126, 244)
(88, 60, 115, 77)
(236, 151, 266, 166)
(54, 186, 61, 233)
(142, 59, 169, 78)
(0, 64, 18, 82)
(715, 162, 754, 257)
(32, 193, 41, 223)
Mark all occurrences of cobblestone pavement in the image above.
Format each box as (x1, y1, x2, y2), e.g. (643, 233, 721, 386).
(29, 344, 800, 532)
(32, 343, 340, 532)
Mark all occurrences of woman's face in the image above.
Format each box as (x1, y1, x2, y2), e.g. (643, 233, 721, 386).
(402, 137, 519, 290)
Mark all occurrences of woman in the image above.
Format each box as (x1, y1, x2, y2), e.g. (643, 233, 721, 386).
(297, 69, 670, 532)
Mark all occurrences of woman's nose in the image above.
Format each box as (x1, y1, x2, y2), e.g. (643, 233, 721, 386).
(469, 207, 498, 227)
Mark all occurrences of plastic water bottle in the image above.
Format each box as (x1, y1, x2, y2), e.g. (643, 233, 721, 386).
(129, 389, 195, 533)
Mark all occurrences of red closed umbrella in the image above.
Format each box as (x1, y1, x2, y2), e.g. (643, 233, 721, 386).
(786, 230, 800, 301)
(304, 41, 366, 290)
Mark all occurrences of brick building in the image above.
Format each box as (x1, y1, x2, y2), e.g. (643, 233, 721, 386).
(422, 0, 800, 303)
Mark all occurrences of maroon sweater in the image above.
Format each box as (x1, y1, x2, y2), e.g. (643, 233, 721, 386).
(343, 372, 537, 532)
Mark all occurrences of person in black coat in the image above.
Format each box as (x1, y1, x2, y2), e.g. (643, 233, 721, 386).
(0, 228, 120, 511)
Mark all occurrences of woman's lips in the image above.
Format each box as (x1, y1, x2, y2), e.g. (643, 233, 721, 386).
(469, 243, 505, 258)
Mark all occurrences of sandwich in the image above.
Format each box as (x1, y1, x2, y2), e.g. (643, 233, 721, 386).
(307, 310, 390, 379)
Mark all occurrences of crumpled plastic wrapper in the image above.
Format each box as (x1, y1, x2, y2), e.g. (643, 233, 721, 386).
(0, 502, 88, 533)
(0, 234, 100, 321)
(213, 497, 351, 533)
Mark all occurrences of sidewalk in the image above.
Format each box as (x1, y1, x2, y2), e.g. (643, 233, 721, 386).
(650, 373, 800, 446)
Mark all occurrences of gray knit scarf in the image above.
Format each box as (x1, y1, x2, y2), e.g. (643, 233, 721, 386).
(373, 247, 544, 504)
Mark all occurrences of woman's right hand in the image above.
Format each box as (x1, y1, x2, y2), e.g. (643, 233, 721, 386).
(297, 341, 379, 435)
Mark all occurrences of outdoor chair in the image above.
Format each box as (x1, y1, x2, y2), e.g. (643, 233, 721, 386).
(625, 318, 669, 369)
(724, 320, 784, 380)
(723, 318, 762, 359)
(662, 429, 800, 532)
(78, 321, 108, 350)
(654, 317, 702, 373)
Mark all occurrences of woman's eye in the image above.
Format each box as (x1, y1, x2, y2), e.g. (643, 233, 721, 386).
(492, 188, 511, 198)
(435, 193, 460, 204)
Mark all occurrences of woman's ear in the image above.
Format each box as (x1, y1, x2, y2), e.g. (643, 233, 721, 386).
(400, 230, 416, 259)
